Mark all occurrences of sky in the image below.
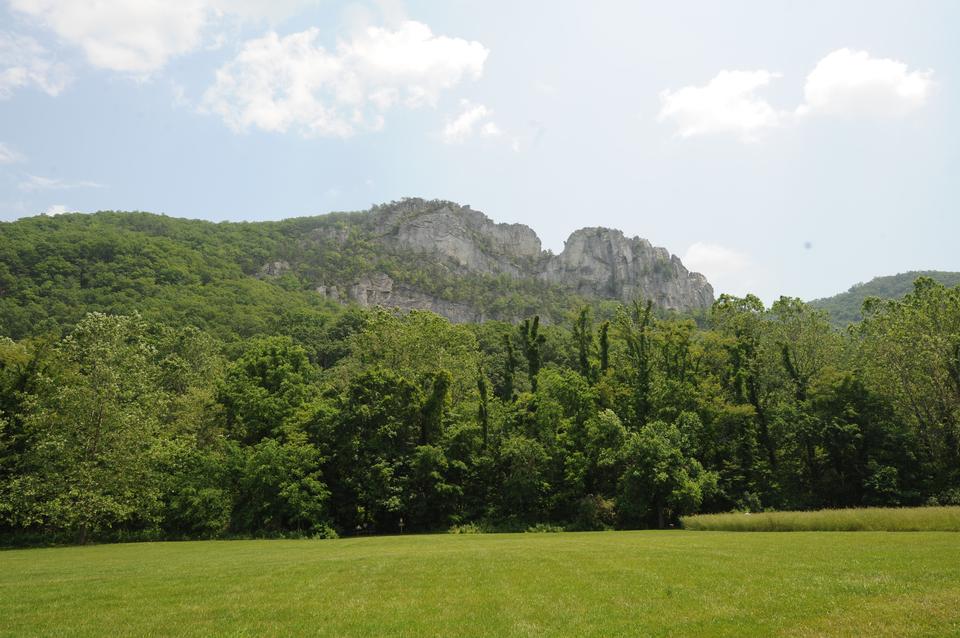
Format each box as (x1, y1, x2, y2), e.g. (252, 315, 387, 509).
(0, 0, 957, 303)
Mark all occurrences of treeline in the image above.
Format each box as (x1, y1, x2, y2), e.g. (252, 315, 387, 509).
(1, 278, 958, 543)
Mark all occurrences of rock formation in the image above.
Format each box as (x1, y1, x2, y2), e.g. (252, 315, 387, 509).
(540, 227, 713, 310)
(299, 198, 713, 320)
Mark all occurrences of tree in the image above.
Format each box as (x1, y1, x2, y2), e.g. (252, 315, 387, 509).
(477, 367, 490, 448)
(856, 278, 960, 497)
(218, 336, 316, 444)
(152, 436, 232, 538)
(404, 444, 460, 531)
(572, 307, 596, 382)
(497, 434, 551, 522)
(231, 433, 331, 535)
(2, 313, 164, 543)
(518, 316, 546, 392)
(618, 421, 717, 528)
(598, 321, 610, 375)
(617, 300, 654, 426)
(710, 294, 778, 478)
(327, 369, 422, 533)
(501, 333, 518, 401)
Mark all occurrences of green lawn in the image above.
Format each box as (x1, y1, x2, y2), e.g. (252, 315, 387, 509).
(2, 532, 959, 637)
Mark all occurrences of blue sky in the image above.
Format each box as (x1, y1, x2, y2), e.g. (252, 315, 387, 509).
(0, 0, 957, 302)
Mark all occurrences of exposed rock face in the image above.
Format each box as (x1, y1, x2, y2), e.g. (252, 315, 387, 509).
(290, 198, 713, 321)
(317, 271, 485, 323)
(258, 260, 291, 278)
(540, 228, 714, 311)
(373, 199, 542, 277)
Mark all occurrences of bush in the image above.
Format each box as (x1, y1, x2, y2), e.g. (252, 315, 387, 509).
(569, 495, 617, 531)
(525, 523, 565, 533)
(448, 522, 489, 534)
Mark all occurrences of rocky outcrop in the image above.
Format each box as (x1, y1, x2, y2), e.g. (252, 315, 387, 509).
(372, 199, 542, 277)
(258, 260, 291, 278)
(286, 198, 714, 321)
(317, 271, 485, 323)
(540, 228, 713, 311)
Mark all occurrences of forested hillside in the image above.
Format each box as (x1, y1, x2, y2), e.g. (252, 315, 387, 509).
(810, 271, 960, 326)
(1, 255, 958, 542)
(0, 211, 346, 341)
(0, 201, 713, 341)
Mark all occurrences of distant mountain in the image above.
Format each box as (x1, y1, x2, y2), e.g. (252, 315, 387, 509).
(810, 271, 960, 326)
(0, 198, 713, 339)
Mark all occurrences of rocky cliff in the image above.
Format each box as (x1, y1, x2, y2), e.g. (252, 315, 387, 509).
(278, 198, 713, 321)
(540, 227, 713, 310)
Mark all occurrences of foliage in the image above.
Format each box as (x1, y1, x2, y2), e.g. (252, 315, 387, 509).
(2, 272, 960, 542)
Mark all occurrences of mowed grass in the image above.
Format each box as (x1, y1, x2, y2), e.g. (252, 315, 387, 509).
(3, 532, 960, 637)
(682, 506, 960, 532)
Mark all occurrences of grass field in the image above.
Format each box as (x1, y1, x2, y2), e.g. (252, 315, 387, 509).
(681, 506, 960, 532)
(3, 531, 960, 637)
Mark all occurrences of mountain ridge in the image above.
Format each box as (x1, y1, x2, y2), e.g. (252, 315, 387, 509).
(810, 270, 960, 325)
(263, 198, 714, 320)
(0, 198, 714, 337)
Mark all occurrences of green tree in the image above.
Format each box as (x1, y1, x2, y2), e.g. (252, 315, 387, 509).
(617, 300, 654, 426)
(219, 336, 316, 444)
(231, 433, 331, 535)
(572, 307, 596, 382)
(618, 421, 717, 528)
(856, 278, 960, 496)
(2, 313, 164, 543)
(518, 316, 546, 392)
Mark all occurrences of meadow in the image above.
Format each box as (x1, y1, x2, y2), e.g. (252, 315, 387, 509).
(3, 531, 959, 637)
(681, 505, 960, 532)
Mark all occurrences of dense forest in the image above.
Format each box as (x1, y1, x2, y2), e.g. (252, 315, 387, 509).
(1, 223, 958, 543)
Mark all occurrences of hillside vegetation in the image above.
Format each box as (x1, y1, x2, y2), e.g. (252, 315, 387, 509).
(0, 208, 578, 340)
(0, 201, 713, 340)
(810, 270, 960, 326)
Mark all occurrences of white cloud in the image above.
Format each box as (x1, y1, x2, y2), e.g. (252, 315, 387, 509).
(0, 31, 70, 98)
(683, 242, 755, 296)
(10, 0, 208, 74)
(202, 21, 489, 137)
(42, 203, 68, 215)
(797, 48, 934, 118)
(658, 70, 783, 140)
(19, 174, 104, 191)
(442, 100, 500, 143)
(8, 0, 317, 76)
(0, 142, 24, 164)
(480, 121, 501, 137)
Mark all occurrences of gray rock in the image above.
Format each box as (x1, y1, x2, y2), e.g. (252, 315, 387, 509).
(264, 198, 714, 322)
(540, 227, 713, 311)
(374, 199, 541, 277)
(324, 271, 484, 323)
(258, 260, 290, 278)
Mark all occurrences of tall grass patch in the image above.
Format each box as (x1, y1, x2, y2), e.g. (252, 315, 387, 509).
(681, 506, 960, 531)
